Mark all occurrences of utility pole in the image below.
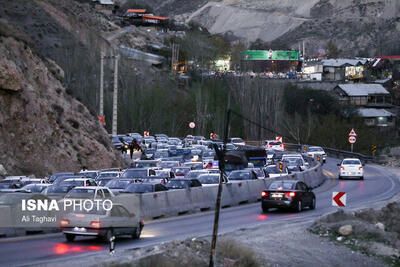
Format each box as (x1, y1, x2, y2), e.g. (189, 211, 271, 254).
(112, 54, 119, 136)
(209, 109, 231, 267)
(99, 52, 105, 117)
(303, 40, 306, 60)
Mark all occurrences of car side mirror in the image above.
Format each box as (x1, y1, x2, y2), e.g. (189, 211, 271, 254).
(337, 163, 340, 166)
(362, 163, 365, 166)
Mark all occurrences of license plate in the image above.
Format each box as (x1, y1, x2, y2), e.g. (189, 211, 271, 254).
(73, 227, 87, 232)
(271, 193, 283, 198)
(351, 172, 355, 175)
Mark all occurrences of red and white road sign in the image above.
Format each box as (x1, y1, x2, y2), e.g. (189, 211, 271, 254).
(348, 136, 356, 144)
(189, 122, 196, 129)
(144, 131, 149, 137)
(276, 136, 282, 142)
(348, 128, 357, 136)
(210, 133, 215, 139)
(332, 192, 346, 207)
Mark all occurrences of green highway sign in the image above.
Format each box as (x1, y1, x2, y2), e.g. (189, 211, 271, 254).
(242, 50, 299, 61)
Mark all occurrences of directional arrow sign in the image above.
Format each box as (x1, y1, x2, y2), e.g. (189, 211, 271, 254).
(348, 128, 357, 137)
(332, 192, 346, 207)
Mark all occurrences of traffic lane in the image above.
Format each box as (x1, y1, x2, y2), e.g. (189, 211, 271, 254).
(321, 157, 398, 208)
(1, 163, 399, 266)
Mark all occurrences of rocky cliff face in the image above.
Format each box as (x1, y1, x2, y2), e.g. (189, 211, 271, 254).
(140, 0, 400, 56)
(0, 27, 123, 176)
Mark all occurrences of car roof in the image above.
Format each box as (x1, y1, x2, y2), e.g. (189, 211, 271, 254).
(72, 186, 107, 189)
(64, 178, 90, 181)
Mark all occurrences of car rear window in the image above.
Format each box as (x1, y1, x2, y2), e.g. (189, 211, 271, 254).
(166, 180, 190, 189)
(122, 169, 147, 178)
(228, 171, 250, 180)
(269, 181, 295, 190)
(125, 184, 153, 193)
(342, 160, 361, 165)
(268, 141, 281, 146)
(308, 147, 324, 152)
(198, 175, 219, 184)
(65, 188, 95, 198)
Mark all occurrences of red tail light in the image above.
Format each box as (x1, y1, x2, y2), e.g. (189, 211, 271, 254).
(285, 192, 296, 197)
(267, 145, 271, 148)
(280, 144, 284, 147)
(90, 221, 101, 229)
(261, 191, 268, 197)
(359, 166, 363, 170)
(60, 219, 69, 227)
(340, 167, 345, 171)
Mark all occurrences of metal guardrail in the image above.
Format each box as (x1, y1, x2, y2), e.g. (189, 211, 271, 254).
(245, 141, 379, 163)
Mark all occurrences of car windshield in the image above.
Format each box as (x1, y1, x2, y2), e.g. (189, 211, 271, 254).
(160, 162, 179, 168)
(166, 180, 190, 189)
(269, 182, 295, 190)
(124, 184, 153, 193)
(308, 147, 324, 152)
(65, 188, 95, 198)
(112, 137, 120, 143)
(97, 179, 112, 186)
(154, 151, 169, 157)
(80, 172, 98, 179)
(106, 180, 131, 189)
(173, 168, 190, 174)
(228, 171, 250, 180)
(43, 185, 71, 194)
(203, 151, 215, 157)
(342, 160, 361, 165)
(198, 175, 219, 184)
(185, 171, 207, 179)
(122, 169, 147, 178)
(265, 166, 281, 174)
(60, 180, 85, 187)
(135, 162, 157, 168)
(98, 172, 119, 178)
(283, 158, 302, 165)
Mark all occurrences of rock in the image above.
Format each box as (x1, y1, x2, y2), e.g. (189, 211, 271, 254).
(0, 58, 22, 91)
(338, 225, 353, 236)
(375, 222, 385, 231)
(0, 164, 7, 176)
(46, 58, 65, 81)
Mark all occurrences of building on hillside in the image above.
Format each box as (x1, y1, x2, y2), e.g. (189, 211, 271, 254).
(358, 108, 396, 127)
(303, 59, 368, 81)
(333, 84, 392, 107)
(366, 56, 400, 82)
(241, 50, 300, 73)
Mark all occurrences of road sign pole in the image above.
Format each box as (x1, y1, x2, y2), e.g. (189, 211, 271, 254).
(209, 109, 230, 267)
(351, 143, 353, 152)
(112, 54, 119, 136)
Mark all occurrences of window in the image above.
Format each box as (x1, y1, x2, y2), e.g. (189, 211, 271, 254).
(95, 189, 104, 199)
(104, 189, 111, 198)
(111, 207, 121, 217)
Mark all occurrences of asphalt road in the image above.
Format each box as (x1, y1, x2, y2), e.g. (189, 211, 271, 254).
(0, 157, 399, 266)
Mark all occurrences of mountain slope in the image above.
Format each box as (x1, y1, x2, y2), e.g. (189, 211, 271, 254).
(0, 23, 123, 176)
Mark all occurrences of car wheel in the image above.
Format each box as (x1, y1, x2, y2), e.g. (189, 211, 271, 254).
(323, 160, 326, 163)
(132, 225, 142, 239)
(103, 229, 114, 242)
(310, 198, 316, 210)
(360, 176, 364, 180)
(338, 176, 342, 180)
(65, 233, 75, 242)
(296, 201, 302, 212)
(262, 206, 269, 213)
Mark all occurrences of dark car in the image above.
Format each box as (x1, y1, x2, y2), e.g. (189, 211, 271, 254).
(261, 180, 315, 212)
(227, 170, 258, 181)
(122, 183, 168, 193)
(0, 180, 23, 190)
(183, 162, 203, 170)
(53, 175, 82, 185)
(165, 178, 202, 189)
(111, 136, 124, 150)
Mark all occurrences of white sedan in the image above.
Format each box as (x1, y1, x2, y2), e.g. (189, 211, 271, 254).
(338, 158, 364, 180)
